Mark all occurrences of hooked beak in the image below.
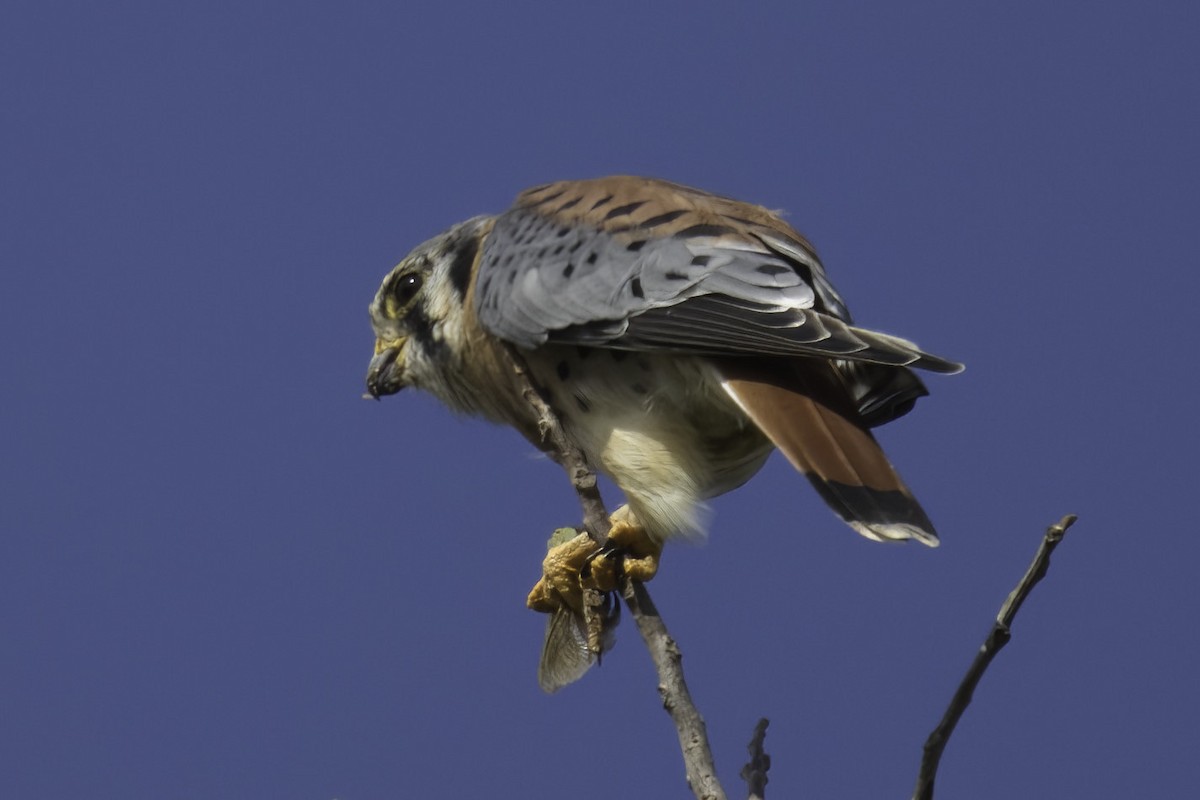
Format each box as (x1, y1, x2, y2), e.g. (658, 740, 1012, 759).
(365, 342, 405, 400)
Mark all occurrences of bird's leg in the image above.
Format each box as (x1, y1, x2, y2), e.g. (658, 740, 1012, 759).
(611, 503, 663, 583)
(582, 504, 662, 592)
(526, 505, 663, 614)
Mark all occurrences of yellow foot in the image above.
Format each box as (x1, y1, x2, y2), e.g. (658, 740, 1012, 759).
(526, 507, 664, 614)
(528, 528, 612, 693)
(526, 528, 600, 614)
(526, 510, 664, 692)
(583, 515, 663, 592)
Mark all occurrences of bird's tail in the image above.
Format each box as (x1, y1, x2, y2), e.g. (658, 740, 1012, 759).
(717, 359, 939, 546)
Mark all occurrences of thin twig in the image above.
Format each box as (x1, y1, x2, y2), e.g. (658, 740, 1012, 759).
(506, 347, 611, 542)
(740, 718, 771, 800)
(504, 344, 727, 800)
(912, 514, 1079, 800)
(623, 580, 727, 800)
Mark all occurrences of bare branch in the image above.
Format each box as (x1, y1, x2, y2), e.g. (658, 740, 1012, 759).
(912, 514, 1079, 800)
(504, 343, 727, 800)
(740, 718, 771, 800)
(624, 580, 728, 800)
(506, 346, 611, 542)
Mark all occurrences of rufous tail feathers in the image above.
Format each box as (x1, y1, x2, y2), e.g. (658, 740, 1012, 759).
(718, 360, 939, 546)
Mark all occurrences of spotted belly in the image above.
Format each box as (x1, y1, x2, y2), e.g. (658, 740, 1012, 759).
(530, 345, 772, 538)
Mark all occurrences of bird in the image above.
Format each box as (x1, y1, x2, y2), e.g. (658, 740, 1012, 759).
(366, 176, 961, 687)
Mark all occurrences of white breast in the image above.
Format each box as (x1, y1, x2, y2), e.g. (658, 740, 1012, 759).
(530, 347, 772, 539)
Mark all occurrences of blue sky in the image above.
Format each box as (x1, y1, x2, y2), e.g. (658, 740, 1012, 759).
(3, 1, 1197, 797)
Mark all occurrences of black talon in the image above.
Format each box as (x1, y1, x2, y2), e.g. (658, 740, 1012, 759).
(583, 543, 625, 575)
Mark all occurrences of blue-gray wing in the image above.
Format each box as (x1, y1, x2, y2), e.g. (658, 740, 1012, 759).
(474, 176, 961, 373)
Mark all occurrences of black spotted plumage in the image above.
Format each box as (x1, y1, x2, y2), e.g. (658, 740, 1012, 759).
(369, 175, 961, 548)
(471, 176, 961, 544)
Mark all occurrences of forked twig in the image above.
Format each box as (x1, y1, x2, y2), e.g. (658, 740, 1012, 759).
(740, 718, 771, 799)
(912, 514, 1079, 800)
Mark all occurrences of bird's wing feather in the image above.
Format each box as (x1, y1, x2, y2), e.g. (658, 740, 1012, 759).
(474, 176, 960, 373)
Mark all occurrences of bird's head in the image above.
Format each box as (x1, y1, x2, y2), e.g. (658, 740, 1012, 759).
(365, 216, 492, 401)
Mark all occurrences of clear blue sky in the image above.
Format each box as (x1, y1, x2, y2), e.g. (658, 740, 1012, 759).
(3, 2, 1197, 797)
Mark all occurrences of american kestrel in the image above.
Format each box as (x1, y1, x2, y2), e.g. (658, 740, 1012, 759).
(366, 176, 960, 682)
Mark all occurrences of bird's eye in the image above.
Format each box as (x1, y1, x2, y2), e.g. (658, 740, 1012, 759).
(393, 272, 423, 308)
